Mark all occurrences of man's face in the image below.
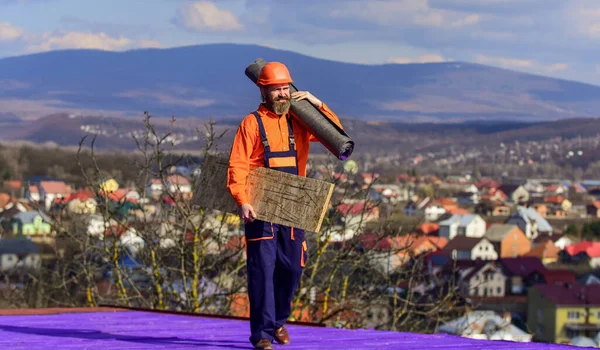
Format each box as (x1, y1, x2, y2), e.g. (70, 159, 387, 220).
(262, 83, 291, 115)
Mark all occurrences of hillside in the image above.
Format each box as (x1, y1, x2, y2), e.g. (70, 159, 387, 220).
(1, 44, 600, 122)
(3, 113, 600, 164)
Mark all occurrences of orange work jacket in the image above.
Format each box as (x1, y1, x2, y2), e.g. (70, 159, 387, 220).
(227, 102, 343, 206)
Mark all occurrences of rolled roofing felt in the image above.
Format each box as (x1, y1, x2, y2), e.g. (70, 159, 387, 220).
(245, 58, 354, 161)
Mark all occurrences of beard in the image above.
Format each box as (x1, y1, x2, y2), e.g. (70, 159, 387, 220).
(266, 96, 291, 115)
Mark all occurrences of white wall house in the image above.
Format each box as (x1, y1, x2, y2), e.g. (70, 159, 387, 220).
(439, 214, 487, 240)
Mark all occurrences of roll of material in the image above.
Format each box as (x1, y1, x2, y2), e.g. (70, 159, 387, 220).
(245, 58, 354, 160)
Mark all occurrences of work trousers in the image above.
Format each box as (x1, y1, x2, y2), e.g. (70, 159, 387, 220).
(245, 219, 307, 345)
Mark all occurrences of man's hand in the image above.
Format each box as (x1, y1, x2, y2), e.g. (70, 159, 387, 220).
(292, 91, 322, 108)
(240, 203, 256, 223)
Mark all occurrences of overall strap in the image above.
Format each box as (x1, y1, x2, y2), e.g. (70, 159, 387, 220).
(252, 111, 270, 152)
(287, 116, 295, 151)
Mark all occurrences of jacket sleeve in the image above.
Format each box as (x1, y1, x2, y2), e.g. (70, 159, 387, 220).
(309, 102, 344, 142)
(227, 117, 257, 206)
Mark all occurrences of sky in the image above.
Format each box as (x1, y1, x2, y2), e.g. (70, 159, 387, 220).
(1, 0, 600, 85)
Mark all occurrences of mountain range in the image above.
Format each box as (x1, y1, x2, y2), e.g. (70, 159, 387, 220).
(1, 43, 600, 123)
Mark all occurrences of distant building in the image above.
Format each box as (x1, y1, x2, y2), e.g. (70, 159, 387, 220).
(438, 214, 486, 240)
(527, 283, 600, 344)
(506, 206, 553, 239)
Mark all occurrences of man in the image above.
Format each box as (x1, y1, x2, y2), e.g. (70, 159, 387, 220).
(227, 61, 344, 349)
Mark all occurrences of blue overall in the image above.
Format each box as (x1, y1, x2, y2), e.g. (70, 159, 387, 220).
(245, 111, 307, 346)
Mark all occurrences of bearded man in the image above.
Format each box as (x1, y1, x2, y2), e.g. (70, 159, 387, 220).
(227, 62, 344, 349)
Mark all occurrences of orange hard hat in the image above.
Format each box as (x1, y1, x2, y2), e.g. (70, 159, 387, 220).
(257, 62, 293, 86)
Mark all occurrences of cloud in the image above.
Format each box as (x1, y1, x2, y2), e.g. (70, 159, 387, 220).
(25, 31, 163, 52)
(388, 54, 450, 64)
(474, 54, 568, 73)
(29, 31, 132, 51)
(328, 0, 480, 28)
(174, 1, 243, 32)
(0, 22, 24, 41)
(566, 3, 600, 39)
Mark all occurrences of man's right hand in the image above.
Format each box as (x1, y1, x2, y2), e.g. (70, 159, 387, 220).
(240, 203, 256, 223)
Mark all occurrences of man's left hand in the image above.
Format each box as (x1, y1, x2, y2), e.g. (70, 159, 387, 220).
(292, 91, 322, 108)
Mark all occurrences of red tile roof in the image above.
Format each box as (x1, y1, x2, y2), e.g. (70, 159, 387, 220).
(337, 201, 376, 216)
(3, 180, 21, 190)
(565, 241, 600, 258)
(534, 283, 600, 306)
(65, 188, 96, 202)
(40, 181, 70, 194)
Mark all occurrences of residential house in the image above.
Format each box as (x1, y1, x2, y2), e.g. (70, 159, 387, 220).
(147, 175, 192, 199)
(26, 185, 40, 202)
(0, 205, 27, 233)
(485, 224, 531, 258)
(533, 234, 578, 250)
(332, 200, 380, 242)
(86, 215, 118, 238)
(166, 175, 192, 195)
(39, 181, 71, 210)
(416, 223, 439, 236)
(369, 184, 410, 203)
(560, 241, 600, 268)
(443, 236, 497, 261)
(475, 199, 511, 217)
(439, 310, 532, 342)
(65, 189, 97, 215)
(545, 184, 567, 195)
(505, 206, 553, 239)
(11, 211, 52, 237)
(523, 180, 545, 197)
(525, 269, 576, 288)
(531, 204, 547, 217)
(498, 184, 530, 204)
(475, 179, 500, 191)
(357, 233, 447, 273)
(586, 201, 600, 218)
(404, 197, 446, 222)
(0, 238, 41, 272)
(458, 261, 507, 297)
(456, 184, 480, 205)
(438, 214, 486, 240)
(544, 195, 572, 213)
(524, 239, 560, 264)
(527, 283, 600, 344)
(481, 188, 509, 203)
(498, 257, 545, 295)
(569, 184, 589, 205)
(393, 235, 448, 267)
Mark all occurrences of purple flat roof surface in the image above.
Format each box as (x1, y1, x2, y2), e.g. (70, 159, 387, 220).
(0, 310, 581, 349)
